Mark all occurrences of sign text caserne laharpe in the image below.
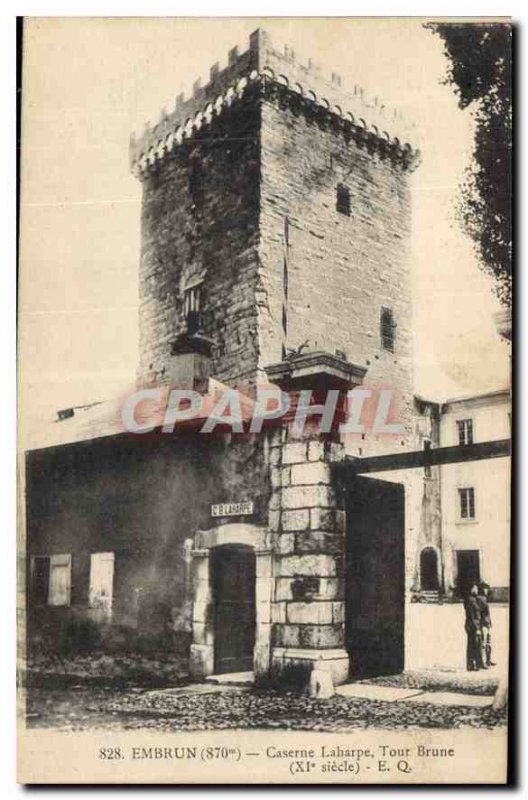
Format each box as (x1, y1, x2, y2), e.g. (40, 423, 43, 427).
(211, 501, 254, 518)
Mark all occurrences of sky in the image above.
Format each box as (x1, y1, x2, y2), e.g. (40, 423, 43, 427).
(19, 17, 511, 428)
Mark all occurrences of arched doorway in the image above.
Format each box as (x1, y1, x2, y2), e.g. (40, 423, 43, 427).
(420, 547, 439, 591)
(211, 544, 256, 674)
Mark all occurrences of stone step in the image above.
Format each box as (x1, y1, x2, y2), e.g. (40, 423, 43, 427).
(205, 671, 255, 686)
(335, 684, 424, 702)
(401, 691, 492, 707)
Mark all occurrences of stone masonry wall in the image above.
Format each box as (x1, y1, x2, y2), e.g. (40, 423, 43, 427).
(26, 431, 272, 649)
(267, 428, 350, 684)
(130, 31, 420, 683)
(259, 96, 415, 453)
(137, 93, 262, 390)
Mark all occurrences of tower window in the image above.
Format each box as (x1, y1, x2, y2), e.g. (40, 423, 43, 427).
(336, 183, 351, 216)
(380, 307, 395, 351)
(457, 418, 474, 446)
(183, 277, 204, 333)
(183, 282, 202, 319)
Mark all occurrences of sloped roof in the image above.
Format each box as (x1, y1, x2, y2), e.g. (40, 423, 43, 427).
(21, 379, 258, 453)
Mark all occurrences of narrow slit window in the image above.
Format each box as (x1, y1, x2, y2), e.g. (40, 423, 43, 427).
(336, 183, 351, 216)
(380, 306, 395, 351)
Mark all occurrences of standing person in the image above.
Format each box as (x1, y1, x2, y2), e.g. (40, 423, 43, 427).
(464, 584, 482, 670)
(477, 582, 496, 668)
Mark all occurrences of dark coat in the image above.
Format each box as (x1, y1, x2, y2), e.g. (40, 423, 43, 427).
(464, 595, 481, 633)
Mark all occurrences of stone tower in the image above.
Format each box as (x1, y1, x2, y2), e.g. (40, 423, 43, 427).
(130, 29, 421, 684)
(130, 29, 419, 416)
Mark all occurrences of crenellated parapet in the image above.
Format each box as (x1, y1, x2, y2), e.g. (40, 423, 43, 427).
(130, 28, 421, 178)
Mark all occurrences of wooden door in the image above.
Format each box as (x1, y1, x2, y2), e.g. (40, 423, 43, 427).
(345, 476, 405, 678)
(211, 545, 256, 674)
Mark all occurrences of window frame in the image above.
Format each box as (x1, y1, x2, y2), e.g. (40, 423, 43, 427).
(182, 274, 205, 333)
(458, 486, 476, 522)
(183, 280, 203, 319)
(456, 418, 474, 446)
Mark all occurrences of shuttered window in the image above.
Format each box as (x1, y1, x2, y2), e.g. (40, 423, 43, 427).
(48, 554, 72, 606)
(89, 552, 115, 617)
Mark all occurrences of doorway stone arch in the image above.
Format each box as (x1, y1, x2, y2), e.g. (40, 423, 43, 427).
(189, 523, 272, 679)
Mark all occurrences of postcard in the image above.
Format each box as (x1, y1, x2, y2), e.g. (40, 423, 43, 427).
(17, 16, 512, 784)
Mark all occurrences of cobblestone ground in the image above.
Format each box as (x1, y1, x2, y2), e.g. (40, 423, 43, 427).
(25, 683, 507, 733)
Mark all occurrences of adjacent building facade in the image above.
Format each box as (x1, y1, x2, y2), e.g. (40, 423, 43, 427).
(438, 390, 510, 601)
(408, 389, 510, 603)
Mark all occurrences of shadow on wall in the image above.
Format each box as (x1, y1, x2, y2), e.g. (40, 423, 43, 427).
(27, 607, 191, 660)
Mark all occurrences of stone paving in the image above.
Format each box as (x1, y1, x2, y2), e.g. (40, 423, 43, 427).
(401, 691, 492, 707)
(25, 669, 507, 733)
(361, 667, 502, 696)
(336, 684, 426, 702)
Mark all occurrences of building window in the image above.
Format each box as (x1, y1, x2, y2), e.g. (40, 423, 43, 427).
(380, 307, 395, 351)
(89, 552, 115, 617)
(188, 152, 204, 209)
(183, 278, 203, 333)
(183, 281, 202, 319)
(457, 418, 474, 445)
(31, 554, 72, 606)
(336, 183, 351, 216)
(423, 438, 432, 478)
(459, 487, 476, 520)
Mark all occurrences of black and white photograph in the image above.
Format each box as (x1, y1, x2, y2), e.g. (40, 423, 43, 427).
(16, 16, 512, 784)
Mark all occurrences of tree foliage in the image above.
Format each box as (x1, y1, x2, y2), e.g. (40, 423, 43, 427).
(428, 23, 512, 306)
